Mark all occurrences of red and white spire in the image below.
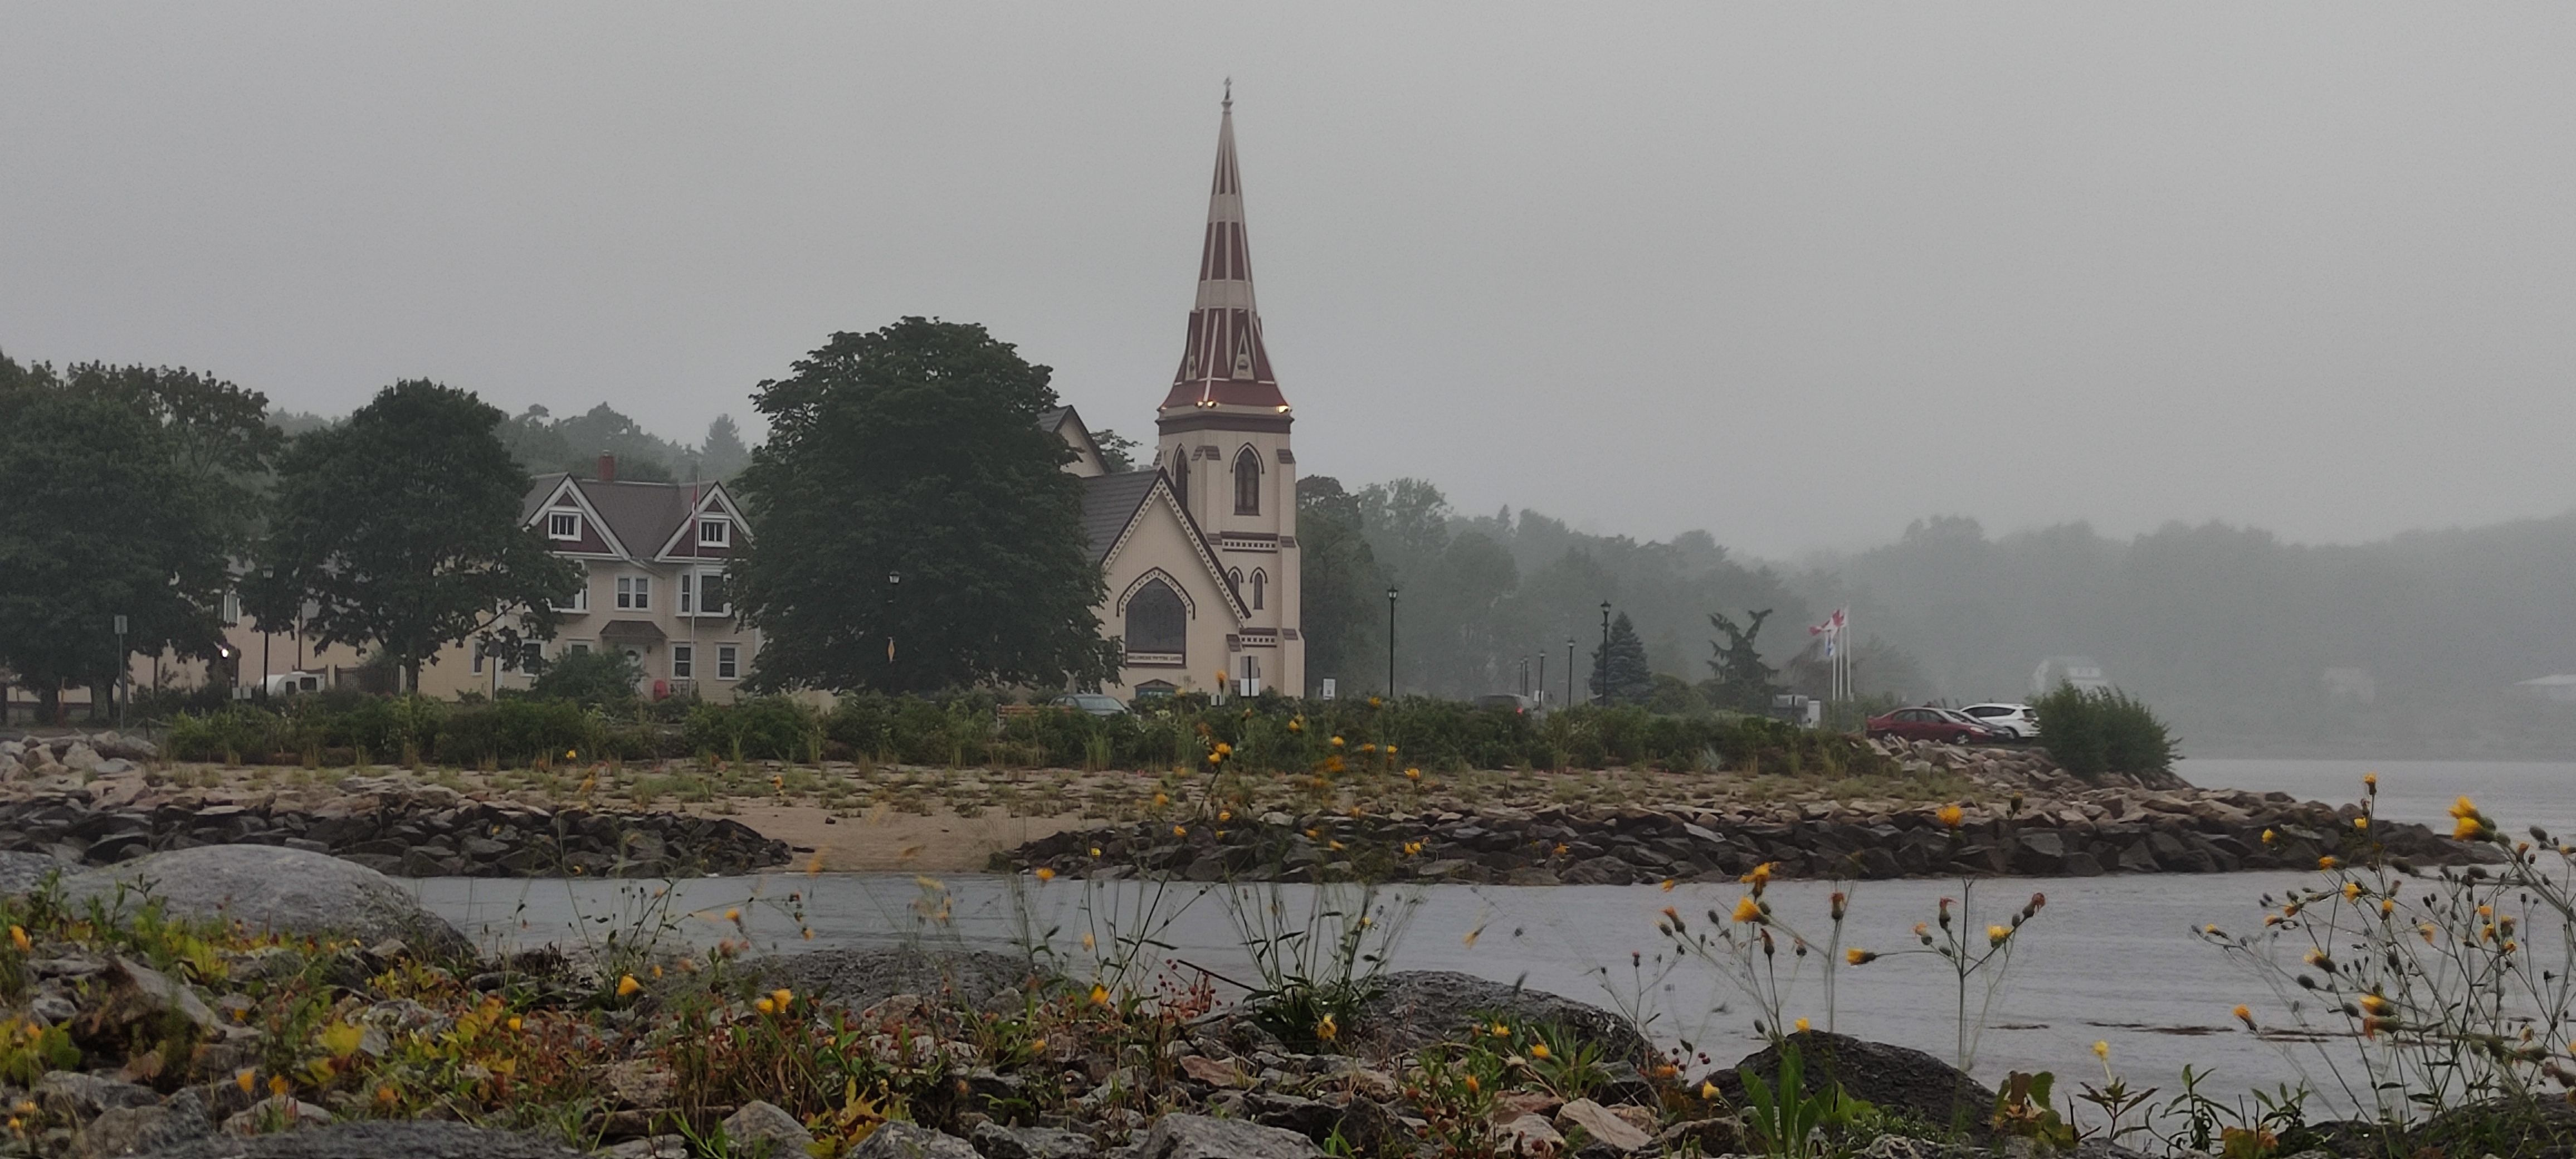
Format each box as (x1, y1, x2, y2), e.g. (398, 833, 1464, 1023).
(1161, 84, 1290, 412)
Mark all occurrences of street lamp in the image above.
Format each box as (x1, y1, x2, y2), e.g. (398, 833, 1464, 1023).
(1597, 601, 1612, 705)
(1564, 637, 1574, 707)
(1536, 649, 1546, 706)
(259, 567, 274, 699)
(1384, 586, 1399, 699)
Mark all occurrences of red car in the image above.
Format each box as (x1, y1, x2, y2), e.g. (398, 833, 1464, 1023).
(1866, 706, 2007, 745)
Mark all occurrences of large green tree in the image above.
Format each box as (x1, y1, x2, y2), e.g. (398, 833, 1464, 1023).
(731, 318, 1118, 693)
(1295, 477, 1389, 695)
(0, 354, 269, 716)
(1589, 611, 1653, 704)
(256, 381, 578, 691)
(1704, 608, 1782, 712)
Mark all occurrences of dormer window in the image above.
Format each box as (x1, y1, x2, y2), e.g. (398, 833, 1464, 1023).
(698, 518, 729, 547)
(547, 511, 582, 540)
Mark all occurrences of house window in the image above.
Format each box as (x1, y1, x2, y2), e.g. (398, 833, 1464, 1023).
(1251, 569, 1266, 610)
(521, 642, 543, 670)
(221, 589, 242, 626)
(555, 581, 589, 612)
(672, 644, 693, 679)
(547, 512, 581, 540)
(716, 645, 739, 680)
(471, 647, 484, 674)
(698, 518, 729, 547)
(616, 576, 650, 610)
(1233, 447, 1261, 515)
(699, 571, 729, 616)
(1124, 579, 1187, 663)
(568, 641, 591, 656)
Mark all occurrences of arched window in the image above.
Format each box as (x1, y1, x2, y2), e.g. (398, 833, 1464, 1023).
(1251, 569, 1266, 610)
(1228, 568, 1243, 598)
(1125, 579, 1187, 662)
(1233, 447, 1261, 515)
(1168, 449, 1189, 511)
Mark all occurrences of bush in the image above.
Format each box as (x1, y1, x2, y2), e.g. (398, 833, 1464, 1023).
(436, 699, 601, 766)
(529, 649, 645, 709)
(2031, 684, 2177, 780)
(685, 695, 818, 762)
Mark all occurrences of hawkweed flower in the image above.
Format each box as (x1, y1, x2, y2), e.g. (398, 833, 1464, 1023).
(1529, 1041, 1550, 1060)
(617, 974, 642, 997)
(1035, 868, 1055, 883)
(1936, 803, 1965, 828)
(1846, 948, 1876, 966)
(1315, 1013, 1338, 1042)
(2233, 1004, 2255, 1029)
(1089, 984, 1110, 1006)
(2318, 855, 2338, 870)
(6, 927, 24, 953)
(1987, 924, 2010, 946)
(1794, 1017, 1811, 1033)
(1731, 897, 1764, 923)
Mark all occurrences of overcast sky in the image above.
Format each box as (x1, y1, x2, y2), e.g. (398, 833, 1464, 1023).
(5, 4, 2572, 557)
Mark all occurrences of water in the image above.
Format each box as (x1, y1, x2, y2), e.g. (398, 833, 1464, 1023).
(409, 757, 2576, 1116)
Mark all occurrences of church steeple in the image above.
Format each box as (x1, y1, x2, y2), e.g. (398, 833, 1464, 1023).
(1160, 87, 1290, 413)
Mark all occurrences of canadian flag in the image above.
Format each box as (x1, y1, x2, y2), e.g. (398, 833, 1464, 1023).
(1810, 608, 1848, 656)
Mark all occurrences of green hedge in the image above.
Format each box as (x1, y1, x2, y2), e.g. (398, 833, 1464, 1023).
(2031, 684, 2178, 780)
(160, 690, 1884, 775)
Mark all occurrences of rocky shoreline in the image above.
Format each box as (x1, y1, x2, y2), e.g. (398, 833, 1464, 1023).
(1009, 742, 2481, 883)
(0, 774, 789, 879)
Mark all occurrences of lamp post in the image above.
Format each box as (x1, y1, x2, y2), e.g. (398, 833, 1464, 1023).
(1597, 601, 1612, 705)
(1536, 650, 1546, 706)
(259, 567, 274, 699)
(113, 614, 129, 731)
(1564, 637, 1574, 707)
(1384, 586, 1399, 699)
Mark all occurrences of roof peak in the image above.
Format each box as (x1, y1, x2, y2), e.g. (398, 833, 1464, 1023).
(1158, 89, 1290, 415)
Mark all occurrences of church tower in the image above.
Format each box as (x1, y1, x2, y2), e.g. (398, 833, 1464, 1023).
(1158, 89, 1303, 696)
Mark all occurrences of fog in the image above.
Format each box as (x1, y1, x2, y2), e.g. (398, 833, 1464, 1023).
(7, 5, 2574, 557)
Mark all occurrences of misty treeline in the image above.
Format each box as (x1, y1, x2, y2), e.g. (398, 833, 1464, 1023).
(273, 401, 752, 484)
(1799, 515, 2576, 748)
(1294, 476, 1923, 707)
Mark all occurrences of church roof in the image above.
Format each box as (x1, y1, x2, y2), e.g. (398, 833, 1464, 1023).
(1160, 90, 1291, 413)
(1079, 470, 1162, 566)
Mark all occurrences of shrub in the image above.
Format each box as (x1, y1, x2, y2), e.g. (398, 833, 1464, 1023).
(529, 649, 646, 709)
(684, 695, 816, 762)
(2031, 685, 2177, 780)
(437, 699, 599, 766)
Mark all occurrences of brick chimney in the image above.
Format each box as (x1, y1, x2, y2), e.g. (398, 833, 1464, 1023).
(597, 453, 616, 483)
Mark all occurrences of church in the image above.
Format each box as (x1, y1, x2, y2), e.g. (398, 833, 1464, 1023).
(1051, 95, 1305, 699)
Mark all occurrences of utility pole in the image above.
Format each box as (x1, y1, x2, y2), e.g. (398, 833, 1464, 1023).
(885, 572, 902, 687)
(258, 567, 274, 699)
(113, 615, 128, 731)
(1384, 586, 1399, 699)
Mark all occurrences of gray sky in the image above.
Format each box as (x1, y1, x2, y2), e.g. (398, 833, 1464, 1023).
(6, 4, 2572, 557)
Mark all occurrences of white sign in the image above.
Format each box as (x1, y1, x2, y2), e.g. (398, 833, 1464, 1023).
(1320, 678, 1337, 700)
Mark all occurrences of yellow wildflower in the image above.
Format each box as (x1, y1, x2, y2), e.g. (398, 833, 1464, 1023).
(617, 974, 642, 997)
(1731, 897, 1764, 923)
(1987, 924, 2011, 946)
(6, 927, 23, 953)
(2092, 1040, 2109, 1061)
(1846, 948, 1875, 966)
(1089, 984, 1110, 1006)
(1936, 803, 1965, 828)
(2318, 855, 2338, 870)
(1529, 1041, 1551, 1060)
(2232, 1004, 2254, 1028)
(1794, 1017, 1811, 1033)
(1661, 879, 1676, 892)
(754, 998, 775, 1015)
(1316, 1014, 1338, 1041)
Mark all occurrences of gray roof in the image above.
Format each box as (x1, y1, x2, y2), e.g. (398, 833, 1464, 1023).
(1080, 470, 1162, 565)
(1037, 407, 1072, 432)
(522, 474, 708, 557)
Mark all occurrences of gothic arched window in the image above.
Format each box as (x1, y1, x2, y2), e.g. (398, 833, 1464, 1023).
(1251, 569, 1266, 610)
(1168, 449, 1189, 512)
(1233, 447, 1261, 515)
(1125, 579, 1187, 661)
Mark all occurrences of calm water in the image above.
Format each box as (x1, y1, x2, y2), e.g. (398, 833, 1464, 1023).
(411, 757, 2576, 1116)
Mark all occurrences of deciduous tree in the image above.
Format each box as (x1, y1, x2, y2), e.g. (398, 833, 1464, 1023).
(730, 318, 1118, 693)
(257, 381, 578, 691)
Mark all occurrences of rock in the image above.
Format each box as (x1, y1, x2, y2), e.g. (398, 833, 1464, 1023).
(85, 957, 222, 1042)
(129, 1119, 585, 1158)
(1358, 972, 1651, 1064)
(969, 1121, 1097, 1159)
(221, 1097, 334, 1136)
(1730, 1031, 1996, 1135)
(61, 845, 469, 957)
(601, 1137, 688, 1159)
(79, 1090, 209, 1158)
(847, 1122, 976, 1158)
(38, 1072, 163, 1121)
(1552, 1099, 1650, 1152)
(62, 742, 105, 774)
(1125, 1115, 1322, 1159)
(1494, 1114, 1565, 1155)
(0, 850, 74, 894)
(1656, 1118, 1748, 1156)
(719, 1100, 814, 1154)
(758, 946, 1039, 1014)
(1178, 1054, 1246, 1088)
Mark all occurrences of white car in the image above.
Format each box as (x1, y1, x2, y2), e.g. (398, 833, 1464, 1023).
(1960, 703, 2041, 739)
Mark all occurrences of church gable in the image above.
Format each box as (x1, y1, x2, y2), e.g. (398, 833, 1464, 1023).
(1082, 470, 1245, 623)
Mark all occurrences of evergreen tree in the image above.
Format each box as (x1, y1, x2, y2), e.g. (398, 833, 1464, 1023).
(1704, 608, 1781, 711)
(1589, 611, 1653, 704)
(730, 318, 1119, 693)
(699, 414, 752, 480)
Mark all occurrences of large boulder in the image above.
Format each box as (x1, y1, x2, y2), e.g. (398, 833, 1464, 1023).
(757, 946, 1042, 1013)
(1724, 1031, 1996, 1135)
(1126, 1115, 1321, 1159)
(1356, 971, 1653, 1064)
(133, 1120, 582, 1158)
(60, 845, 469, 957)
(849, 1122, 979, 1158)
(0, 850, 74, 895)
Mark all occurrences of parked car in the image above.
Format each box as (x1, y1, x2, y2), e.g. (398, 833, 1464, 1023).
(1052, 693, 1129, 718)
(1959, 702, 2041, 739)
(1475, 693, 1536, 715)
(1865, 706, 2007, 745)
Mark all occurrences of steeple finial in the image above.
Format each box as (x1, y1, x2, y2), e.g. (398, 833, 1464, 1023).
(1222, 77, 1232, 113)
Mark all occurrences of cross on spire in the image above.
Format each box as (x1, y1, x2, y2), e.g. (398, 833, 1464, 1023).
(1161, 88, 1289, 412)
